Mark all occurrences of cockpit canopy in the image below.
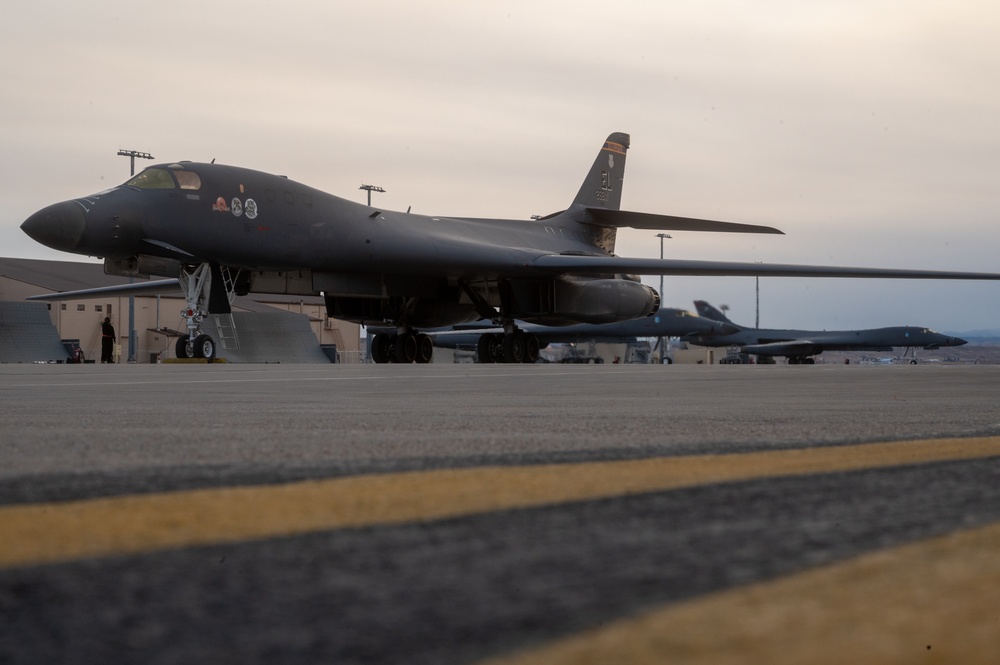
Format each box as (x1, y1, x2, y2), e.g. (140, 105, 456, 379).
(125, 165, 201, 191)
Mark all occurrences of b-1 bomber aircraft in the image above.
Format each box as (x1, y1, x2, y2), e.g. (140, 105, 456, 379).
(371, 306, 738, 363)
(690, 300, 967, 364)
(20, 132, 1000, 363)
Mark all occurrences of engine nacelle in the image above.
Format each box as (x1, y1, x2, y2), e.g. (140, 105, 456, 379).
(548, 276, 659, 324)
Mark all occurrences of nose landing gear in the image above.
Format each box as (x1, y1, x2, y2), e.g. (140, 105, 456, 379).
(175, 333, 216, 360)
(172, 263, 234, 361)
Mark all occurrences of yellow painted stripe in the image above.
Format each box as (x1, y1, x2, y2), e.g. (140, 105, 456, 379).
(603, 141, 627, 154)
(1, 436, 999, 569)
(473, 521, 1000, 665)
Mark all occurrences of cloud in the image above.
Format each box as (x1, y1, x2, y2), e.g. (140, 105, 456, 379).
(3, 0, 999, 328)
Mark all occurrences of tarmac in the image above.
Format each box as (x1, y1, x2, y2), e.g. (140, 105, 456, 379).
(1, 363, 999, 663)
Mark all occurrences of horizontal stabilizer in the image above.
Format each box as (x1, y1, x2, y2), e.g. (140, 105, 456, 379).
(25, 278, 181, 301)
(585, 208, 783, 235)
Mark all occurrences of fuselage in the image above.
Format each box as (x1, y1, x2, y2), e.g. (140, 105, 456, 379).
(423, 307, 738, 349)
(22, 161, 660, 330)
(690, 325, 966, 354)
(21, 162, 606, 278)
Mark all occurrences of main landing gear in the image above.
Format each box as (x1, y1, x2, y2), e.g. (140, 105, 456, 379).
(370, 331, 434, 364)
(476, 331, 540, 364)
(367, 329, 540, 364)
(452, 280, 540, 363)
(367, 283, 540, 364)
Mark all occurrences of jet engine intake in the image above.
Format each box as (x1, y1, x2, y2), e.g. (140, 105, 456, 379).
(104, 255, 182, 279)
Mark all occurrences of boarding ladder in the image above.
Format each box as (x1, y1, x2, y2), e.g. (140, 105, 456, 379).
(215, 267, 241, 350)
(214, 313, 240, 350)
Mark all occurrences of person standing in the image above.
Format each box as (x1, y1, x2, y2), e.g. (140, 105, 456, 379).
(101, 317, 115, 363)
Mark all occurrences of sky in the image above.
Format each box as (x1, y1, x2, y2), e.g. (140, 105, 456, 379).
(2, 1, 999, 332)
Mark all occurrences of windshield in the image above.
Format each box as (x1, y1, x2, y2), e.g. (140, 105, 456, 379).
(126, 168, 176, 189)
(172, 170, 201, 190)
(125, 167, 202, 191)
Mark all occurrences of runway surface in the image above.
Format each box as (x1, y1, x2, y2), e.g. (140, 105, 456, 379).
(1, 363, 999, 663)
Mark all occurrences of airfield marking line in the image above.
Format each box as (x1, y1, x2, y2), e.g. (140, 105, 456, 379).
(472, 521, 1000, 665)
(0, 368, 600, 389)
(1, 437, 999, 569)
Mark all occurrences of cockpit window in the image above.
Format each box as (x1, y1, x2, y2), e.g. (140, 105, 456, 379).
(126, 168, 176, 190)
(173, 170, 202, 190)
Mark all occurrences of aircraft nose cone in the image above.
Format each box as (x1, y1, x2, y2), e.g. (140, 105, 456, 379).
(21, 201, 86, 252)
(952, 336, 967, 347)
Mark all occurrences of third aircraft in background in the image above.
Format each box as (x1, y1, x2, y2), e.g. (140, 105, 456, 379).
(419, 305, 737, 363)
(688, 301, 967, 364)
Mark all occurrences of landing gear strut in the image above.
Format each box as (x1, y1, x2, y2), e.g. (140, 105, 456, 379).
(453, 280, 540, 364)
(173, 263, 227, 361)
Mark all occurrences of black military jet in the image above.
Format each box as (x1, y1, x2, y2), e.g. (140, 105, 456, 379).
(20, 132, 1000, 362)
(690, 300, 967, 364)
(373, 306, 738, 363)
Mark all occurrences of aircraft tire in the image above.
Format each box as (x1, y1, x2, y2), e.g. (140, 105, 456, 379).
(193, 334, 216, 360)
(175, 334, 191, 359)
(370, 333, 390, 363)
(415, 334, 434, 364)
(503, 333, 525, 363)
(476, 335, 494, 364)
(395, 333, 417, 363)
(522, 334, 540, 363)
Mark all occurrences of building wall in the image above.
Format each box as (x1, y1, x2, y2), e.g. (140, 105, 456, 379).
(44, 296, 140, 362)
(1, 275, 360, 363)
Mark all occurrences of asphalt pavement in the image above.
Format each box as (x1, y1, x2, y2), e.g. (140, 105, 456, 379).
(1, 363, 999, 663)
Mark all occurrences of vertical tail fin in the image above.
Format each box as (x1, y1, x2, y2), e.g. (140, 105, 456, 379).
(694, 301, 741, 327)
(573, 132, 630, 210)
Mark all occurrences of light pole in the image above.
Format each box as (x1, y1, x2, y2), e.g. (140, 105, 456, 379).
(359, 185, 385, 363)
(117, 149, 154, 177)
(359, 184, 385, 206)
(753, 261, 763, 329)
(655, 233, 671, 363)
(117, 148, 154, 363)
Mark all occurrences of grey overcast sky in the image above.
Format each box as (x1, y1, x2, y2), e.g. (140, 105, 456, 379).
(2, 1, 998, 331)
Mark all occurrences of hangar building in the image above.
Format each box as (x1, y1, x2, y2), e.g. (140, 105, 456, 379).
(0, 257, 361, 363)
